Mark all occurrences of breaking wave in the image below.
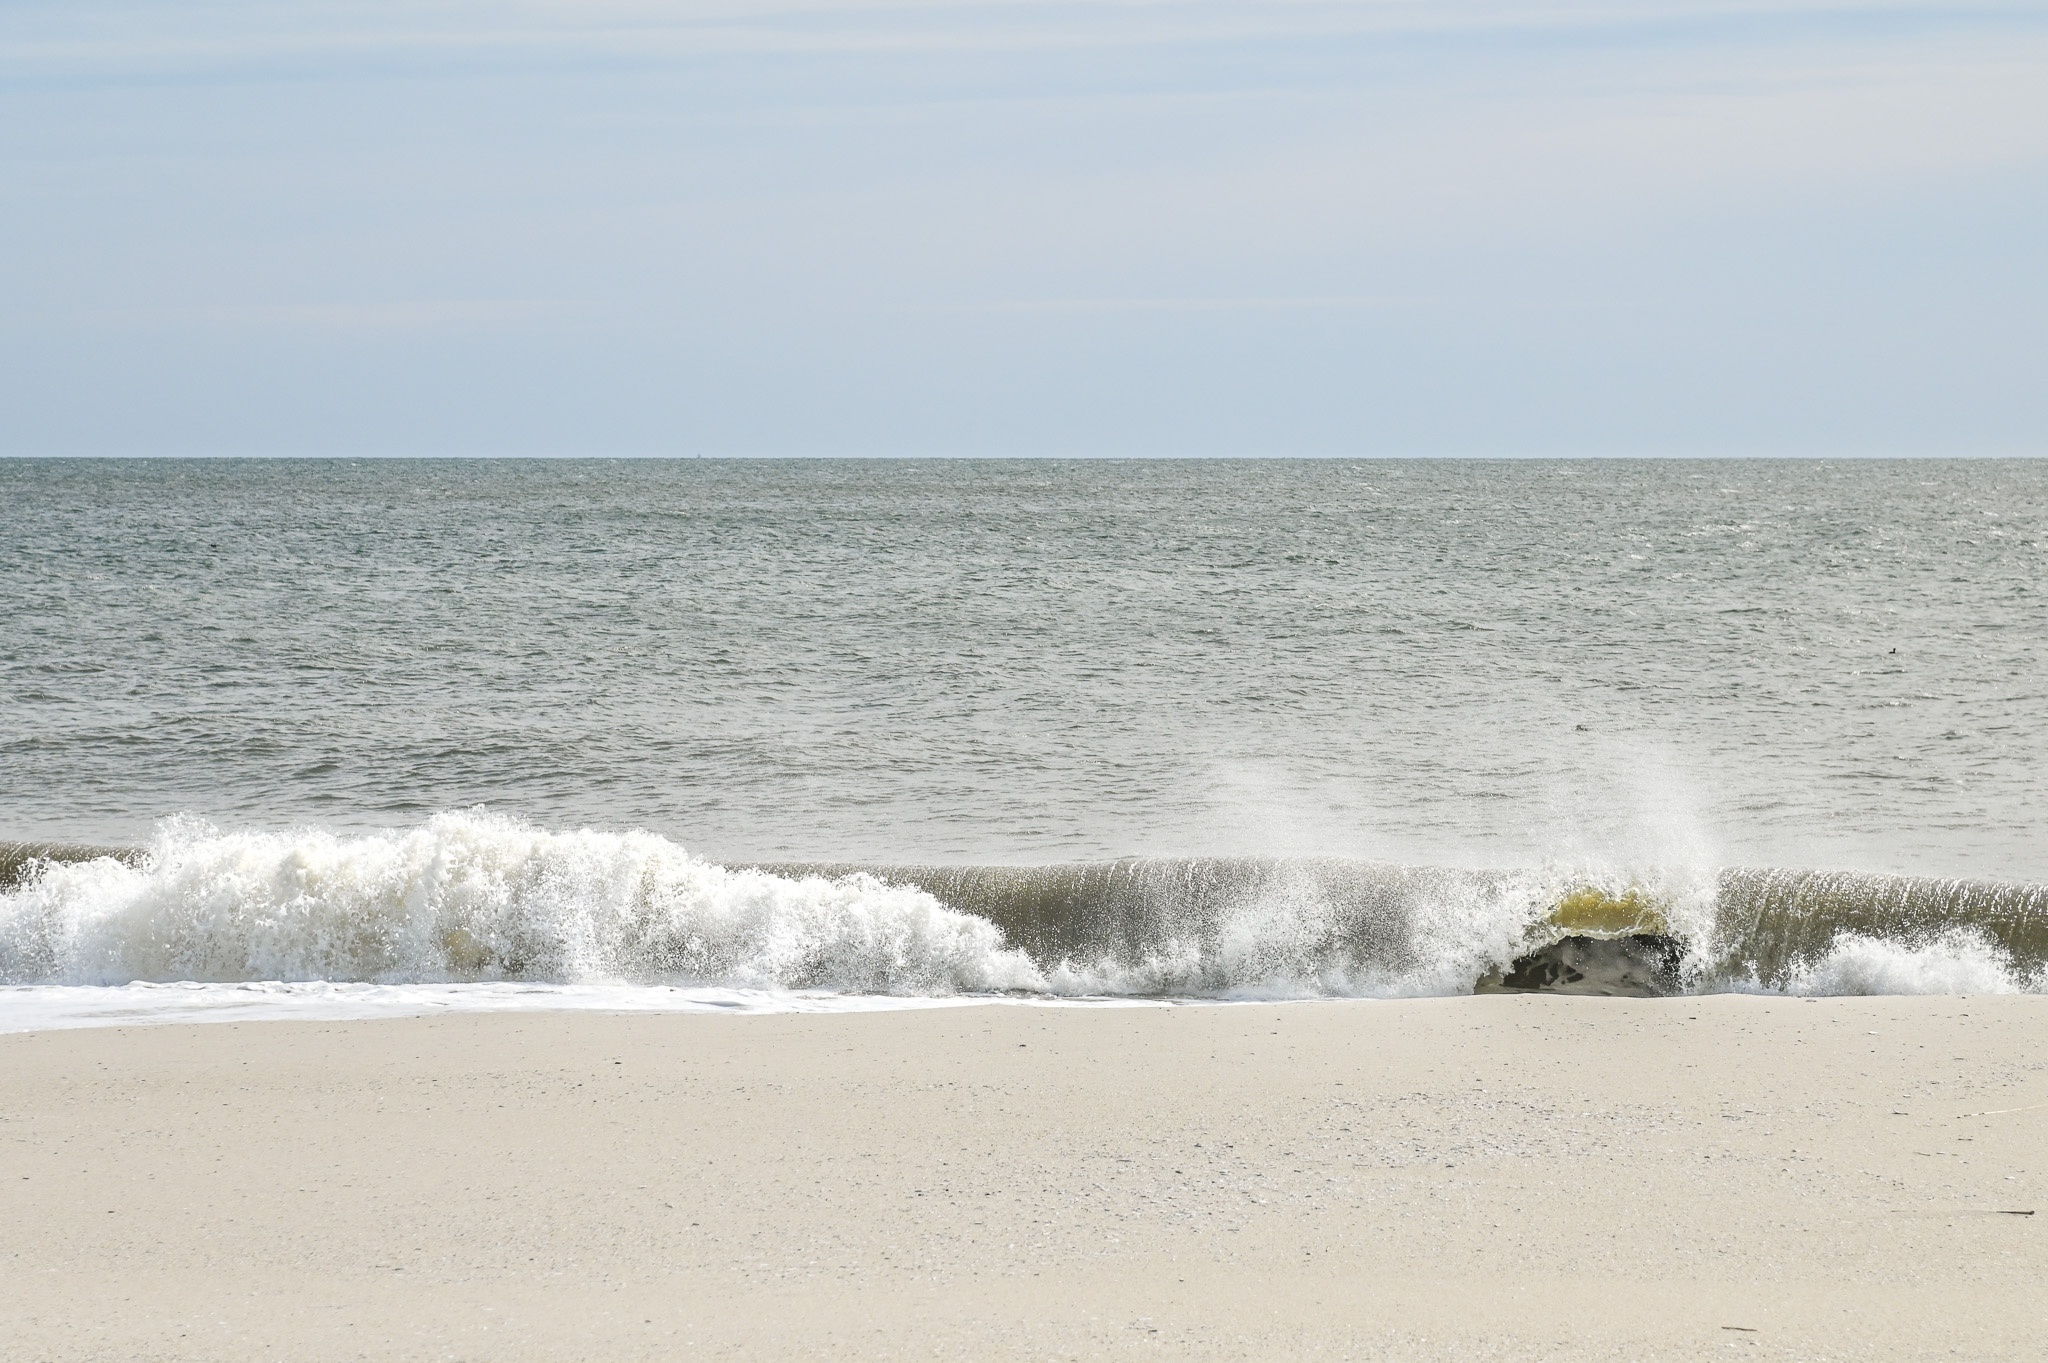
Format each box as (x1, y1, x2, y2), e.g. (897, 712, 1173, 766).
(3, 813, 2045, 999)
(0, 815, 1041, 994)
(1770, 929, 2033, 997)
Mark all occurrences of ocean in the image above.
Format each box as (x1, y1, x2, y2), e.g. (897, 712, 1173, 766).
(3, 457, 2044, 1026)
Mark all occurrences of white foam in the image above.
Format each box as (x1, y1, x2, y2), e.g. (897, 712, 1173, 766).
(0, 981, 1187, 1034)
(8, 813, 2033, 1025)
(0, 812, 1047, 994)
(1776, 929, 2027, 997)
(0, 813, 1617, 1000)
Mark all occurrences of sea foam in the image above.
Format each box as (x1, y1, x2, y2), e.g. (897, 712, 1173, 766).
(1774, 929, 2031, 997)
(3, 813, 2043, 1023)
(0, 812, 1044, 993)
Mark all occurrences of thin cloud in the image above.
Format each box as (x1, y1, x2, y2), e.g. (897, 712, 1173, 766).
(4, 0, 2042, 78)
(928, 294, 1667, 313)
(51, 300, 579, 332)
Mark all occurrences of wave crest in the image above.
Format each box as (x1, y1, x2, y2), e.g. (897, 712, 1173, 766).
(1775, 929, 2031, 997)
(5, 815, 2046, 998)
(0, 813, 1043, 994)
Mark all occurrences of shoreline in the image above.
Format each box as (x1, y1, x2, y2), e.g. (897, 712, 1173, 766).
(5, 995, 2045, 1360)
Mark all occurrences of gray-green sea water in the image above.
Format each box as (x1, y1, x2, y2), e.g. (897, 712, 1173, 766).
(3, 458, 2044, 1009)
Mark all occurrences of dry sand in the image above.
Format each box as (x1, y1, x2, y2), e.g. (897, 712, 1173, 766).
(3, 995, 2045, 1361)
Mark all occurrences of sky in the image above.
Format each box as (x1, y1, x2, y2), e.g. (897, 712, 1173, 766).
(2, 0, 2044, 456)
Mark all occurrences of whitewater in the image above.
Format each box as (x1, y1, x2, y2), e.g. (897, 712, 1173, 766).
(5, 811, 2043, 1031)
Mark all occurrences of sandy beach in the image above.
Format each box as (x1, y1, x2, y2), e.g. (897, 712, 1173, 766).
(3, 995, 2044, 1361)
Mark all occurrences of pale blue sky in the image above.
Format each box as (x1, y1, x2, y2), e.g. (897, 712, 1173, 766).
(3, 1, 2044, 455)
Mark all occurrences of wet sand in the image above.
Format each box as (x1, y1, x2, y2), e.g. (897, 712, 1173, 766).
(3, 995, 2044, 1361)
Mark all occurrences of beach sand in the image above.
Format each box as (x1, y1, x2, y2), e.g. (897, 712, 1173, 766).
(3, 995, 2044, 1361)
